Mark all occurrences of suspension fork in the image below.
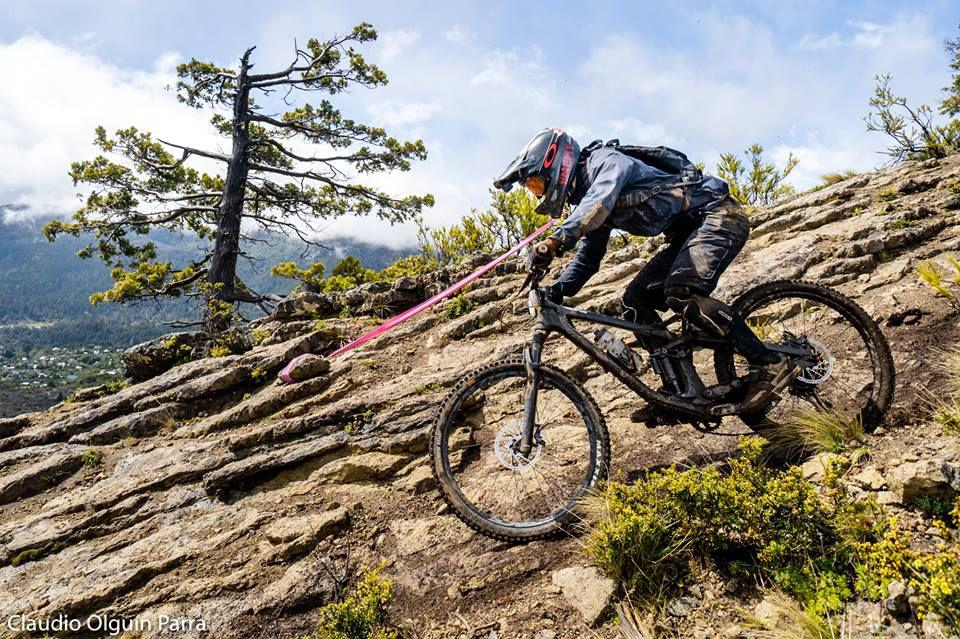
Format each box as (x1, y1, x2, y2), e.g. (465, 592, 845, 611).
(520, 329, 547, 457)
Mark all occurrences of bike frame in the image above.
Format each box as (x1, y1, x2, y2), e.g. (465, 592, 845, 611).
(517, 288, 813, 455)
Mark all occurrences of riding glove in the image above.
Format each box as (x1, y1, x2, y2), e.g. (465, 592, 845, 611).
(527, 237, 561, 270)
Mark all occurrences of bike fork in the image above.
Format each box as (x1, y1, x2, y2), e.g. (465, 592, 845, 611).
(520, 330, 546, 457)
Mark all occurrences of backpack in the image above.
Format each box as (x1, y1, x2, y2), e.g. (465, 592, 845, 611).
(580, 139, 703, 208)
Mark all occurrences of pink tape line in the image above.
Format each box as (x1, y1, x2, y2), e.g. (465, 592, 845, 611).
(326, 218, 556, 359)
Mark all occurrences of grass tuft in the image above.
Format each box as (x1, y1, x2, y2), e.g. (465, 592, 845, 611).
(767, 407, 864, 455)
(748, 591, 841, 639)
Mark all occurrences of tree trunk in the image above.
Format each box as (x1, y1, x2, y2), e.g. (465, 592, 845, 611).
(206, 48, 254, 331)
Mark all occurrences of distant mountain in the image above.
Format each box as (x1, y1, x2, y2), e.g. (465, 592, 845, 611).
(0, 211, 414, 349)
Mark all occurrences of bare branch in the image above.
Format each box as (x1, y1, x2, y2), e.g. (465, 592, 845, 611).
(157, 139, 232, 163)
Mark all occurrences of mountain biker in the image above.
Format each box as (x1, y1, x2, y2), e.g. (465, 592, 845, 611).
(493, 128, 796, 413)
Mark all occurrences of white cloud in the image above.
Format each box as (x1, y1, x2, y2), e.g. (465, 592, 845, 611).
(769, 141, 877, 190)
(378, 29, 420, 61)
(441, 25, 471, 44)
(367, 100, 440, 128)
(799, 21, 893, 51)
(607, 118, 680, 147)
(0, 36, 219, 220)
(470, 47, 554, 108)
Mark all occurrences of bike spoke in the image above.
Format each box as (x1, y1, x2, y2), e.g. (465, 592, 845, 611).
(440, 367, 596, 528)
(734, 289, 883, 428)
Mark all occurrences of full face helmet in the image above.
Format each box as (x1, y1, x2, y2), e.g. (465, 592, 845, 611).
(493, 128, 581, 218)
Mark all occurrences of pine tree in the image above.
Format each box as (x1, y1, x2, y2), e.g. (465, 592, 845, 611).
(45, 23, 433, 331)
(715, 144, 798, 208)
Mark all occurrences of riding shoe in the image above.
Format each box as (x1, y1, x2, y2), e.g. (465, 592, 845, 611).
(740, 353, 799, 413)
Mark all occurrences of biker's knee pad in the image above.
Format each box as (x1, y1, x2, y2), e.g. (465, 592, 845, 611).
(664, 286, 736, 338)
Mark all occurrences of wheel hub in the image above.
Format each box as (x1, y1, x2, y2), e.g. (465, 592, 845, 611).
(494, 421, 542, 470)
(795, 337, 834, 385)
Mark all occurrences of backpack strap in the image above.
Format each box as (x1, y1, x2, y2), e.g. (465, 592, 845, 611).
(615, 178, 702, 209)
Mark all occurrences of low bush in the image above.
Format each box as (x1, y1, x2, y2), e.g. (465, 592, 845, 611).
(310, 565, 398, 639)
(444, 292, 474, 319)
(587, 438, 960, 631)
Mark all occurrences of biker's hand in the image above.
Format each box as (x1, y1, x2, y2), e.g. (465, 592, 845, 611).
(527, 237, 560, 270)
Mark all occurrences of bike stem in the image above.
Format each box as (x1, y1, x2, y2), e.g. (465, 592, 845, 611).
(520, 329, 547, 457)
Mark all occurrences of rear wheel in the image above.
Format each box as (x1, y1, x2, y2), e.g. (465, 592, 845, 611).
(713, 280, 895, 431)
(430, 354, 609, 542)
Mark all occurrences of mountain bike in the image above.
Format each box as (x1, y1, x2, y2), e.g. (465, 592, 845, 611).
(429, 266, 895, 541)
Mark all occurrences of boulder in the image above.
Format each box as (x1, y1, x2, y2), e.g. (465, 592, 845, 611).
(884, 580, 913, 619)
(551, 566, 615, 627)
(122, 331, 205, 382)
(279, 354, 330, 383)
(852, 466, 887, 491)
(273, 291, 339, 320)
(889, 457, 960, 502)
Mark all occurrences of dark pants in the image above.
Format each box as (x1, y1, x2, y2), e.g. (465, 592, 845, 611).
(621, 198, 771, 364)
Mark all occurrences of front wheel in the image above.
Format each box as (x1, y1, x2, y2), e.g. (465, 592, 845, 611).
(713, 280, 895, 431)
(430, 354, 609, 542)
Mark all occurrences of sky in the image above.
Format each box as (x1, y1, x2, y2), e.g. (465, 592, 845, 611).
(0, 0, 958, 247)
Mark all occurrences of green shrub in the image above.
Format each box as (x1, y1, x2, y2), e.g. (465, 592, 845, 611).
(417, 189, 547, 266)
(912, 495, 956, 522)
(80, 449, 103, 467)
(10, 549, 42, 567)
(251, 328, 272, 346)
(310, 565, 398, 639)
(715, 144, 798, 207)
(271, 261, 327, 292)
(379, 255, 431, 281)
(209, 343, 232, 358)
(588, 438, 960, 631)
(273, 255, 383, 296)
(444, 292, 474, 319)
(586, 438, 900, 622)
(852, 503, 960, 630)
(878, 188, 899, 201)
(886, 218, 921, 230)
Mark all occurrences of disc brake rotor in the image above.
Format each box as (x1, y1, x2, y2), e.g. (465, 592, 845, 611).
(795, 337, 834, 385)
(494, 421, 542, 470)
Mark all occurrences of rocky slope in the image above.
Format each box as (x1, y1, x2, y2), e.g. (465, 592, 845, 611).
(2, 156, 960, 638)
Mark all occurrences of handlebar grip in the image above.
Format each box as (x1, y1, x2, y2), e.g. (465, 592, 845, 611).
(535, 243, 551, 256)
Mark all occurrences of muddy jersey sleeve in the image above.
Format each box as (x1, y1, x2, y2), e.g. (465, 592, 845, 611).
(552, 152, 634, 250)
